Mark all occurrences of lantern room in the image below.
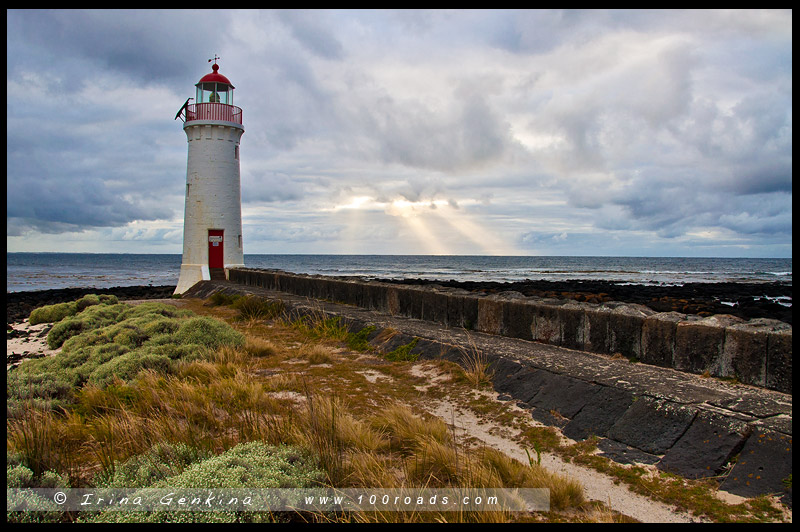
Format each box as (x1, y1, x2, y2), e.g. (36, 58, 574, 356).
(196, 63, 234, 105)
(176, 59, 243, 126)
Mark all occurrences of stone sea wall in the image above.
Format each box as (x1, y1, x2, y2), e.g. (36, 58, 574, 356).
(228, 268, 792, 394)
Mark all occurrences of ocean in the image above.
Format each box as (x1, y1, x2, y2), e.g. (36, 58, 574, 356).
(6, 253, 792, 293)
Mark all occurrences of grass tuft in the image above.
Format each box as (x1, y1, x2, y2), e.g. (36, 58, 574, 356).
(231, 296, 285, 322)
(457, 337, 494, 388)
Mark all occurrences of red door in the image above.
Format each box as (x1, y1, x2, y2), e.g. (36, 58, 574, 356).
(208, 230, 224, 269)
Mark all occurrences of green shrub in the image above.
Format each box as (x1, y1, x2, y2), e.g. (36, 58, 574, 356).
(118, 302, 193, 321)
(10, 300, 245, 412)
(159, 442, 322, 489)
(47, 303, 130, 349)
(29, 302, 77, 325)
(85, 442, 323, 523)
(28, 294, 120, 325)
(174, 317, 245, 350)
(384, 338, 420, 362)
(7, 360, 75, 414)
(88, 352, 173, 388)
(145, 342, 208, 362)
(7, 464, 34, 488)
(97, 442, 212, 489)
(7, 460, 69, 523)
(75, 294, 101, 311)
(347, 326, 376, 352)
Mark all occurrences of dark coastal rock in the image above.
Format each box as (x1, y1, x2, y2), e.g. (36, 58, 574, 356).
(7, 285, 177, 324)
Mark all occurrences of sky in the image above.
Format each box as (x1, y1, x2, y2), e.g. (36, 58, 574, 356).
(6, 9, 793, 257)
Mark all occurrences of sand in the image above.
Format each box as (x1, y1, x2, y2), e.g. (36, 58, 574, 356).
(7, 319, 61, 370)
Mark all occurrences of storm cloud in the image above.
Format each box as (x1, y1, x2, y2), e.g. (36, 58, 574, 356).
(6, 9, 792, 256)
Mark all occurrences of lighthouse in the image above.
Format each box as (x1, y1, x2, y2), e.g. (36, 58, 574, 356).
(174, 58, 245, 295)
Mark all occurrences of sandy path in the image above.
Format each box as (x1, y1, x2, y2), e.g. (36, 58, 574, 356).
(407, 363, 707, 523)
(424, 398, 706, 523)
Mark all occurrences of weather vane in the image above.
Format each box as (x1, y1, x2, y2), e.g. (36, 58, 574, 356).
(208, 54, 220, 65)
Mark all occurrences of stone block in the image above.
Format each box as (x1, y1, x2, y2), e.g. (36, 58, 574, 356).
(409, 338, 442, 360)
(607, 397, 698, 455)
(766, 326, 792, 394)
(719, 321, 770, 386)
(327, 279, 348, 304)
(487, 358, 526, 389)
(376, 331, 417, 354)
(445, 292, 478, 329)
(675, 316, 727, 374)
(641, 312, 685, 368)
(298, 275, 313, 298)
(657, 410, 751, 479)
(419, 288, 449, 325)
(502, 299, 534, 341)
(526, 374, 601, 418)
(563, 386, 635, 441)
(387, 287, 400, 315)
(529, 407, 570, 428)
(339, 316, 366, 334)
(346, 280, 366, 306)
(607, 303, 652, 361)
(315, 277, 330, 300)
(494, 368, 552, 403)
(477, 296, 505, 335)
(596, 439, 661, 465)
(462, 295, 480, 331)
(558, 303, 589, 351)
(584, 306, 611, 354)
(531, 300, 563, 345)
(397, 286, 423, 319)
(363, 282, 386, 311)
(437, 345, 467, 364)
(720, 429, 793, 498)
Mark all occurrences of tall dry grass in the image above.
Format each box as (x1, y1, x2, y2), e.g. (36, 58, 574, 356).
(458, 332, 495, 388)
(8, 303, 587, 523)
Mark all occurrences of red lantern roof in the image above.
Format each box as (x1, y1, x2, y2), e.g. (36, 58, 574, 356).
(197, 63, 234, 88)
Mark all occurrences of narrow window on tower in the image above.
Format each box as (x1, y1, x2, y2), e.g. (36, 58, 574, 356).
(235, 145, 239, 159)
(186, 183, 191, 196)
(238, 235, 242, 248)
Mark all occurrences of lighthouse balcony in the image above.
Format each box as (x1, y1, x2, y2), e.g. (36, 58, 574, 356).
(185, 103, 242, 125)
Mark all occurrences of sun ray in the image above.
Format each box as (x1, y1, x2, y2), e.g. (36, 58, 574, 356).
(430, 204, 521, 255)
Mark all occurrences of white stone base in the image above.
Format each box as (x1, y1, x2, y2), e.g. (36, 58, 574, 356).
(174, 264, 210, 295)
(174, 263, 246, 295)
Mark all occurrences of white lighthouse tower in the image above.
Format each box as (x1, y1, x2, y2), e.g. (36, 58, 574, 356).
(174, 58, 245, 295)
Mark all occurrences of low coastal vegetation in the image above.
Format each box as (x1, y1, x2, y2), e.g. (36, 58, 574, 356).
(7, 296, 584, 523)
(7, 295, 788, 523)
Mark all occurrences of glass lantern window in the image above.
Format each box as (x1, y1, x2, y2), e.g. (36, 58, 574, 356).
(196, 82, 232, 105)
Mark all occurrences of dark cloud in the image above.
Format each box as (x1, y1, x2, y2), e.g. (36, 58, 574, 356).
(6, 10, 792, 256)
(7, 10, 225, 89)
